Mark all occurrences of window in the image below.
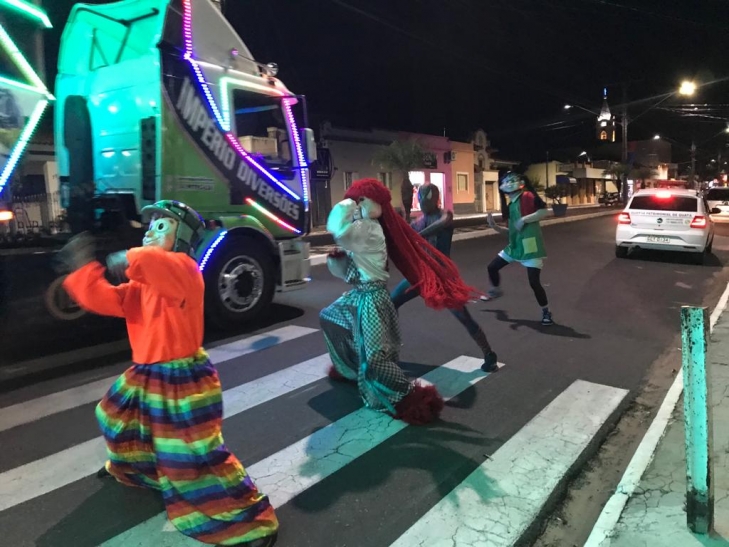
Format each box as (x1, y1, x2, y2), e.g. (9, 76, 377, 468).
(343, 171, 357, 190)
(457, 173, 469, 192)
(629, 195, 697, 212)
(378, 172, 393, 189)
(232, 89, 300, 174)
(706, 188, 729, 202)
(600, 131, 608, 140)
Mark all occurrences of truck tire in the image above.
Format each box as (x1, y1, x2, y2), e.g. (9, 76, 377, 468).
(203, 239, 276, 329)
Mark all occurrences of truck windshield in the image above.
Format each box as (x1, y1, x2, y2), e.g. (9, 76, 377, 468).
(232, 89, 296, 174)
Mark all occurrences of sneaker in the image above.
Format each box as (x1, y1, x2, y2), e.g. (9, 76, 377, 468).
(541, 310, 554, 326)
(481, 351, 499, 373)
(479, 288, 503, 302)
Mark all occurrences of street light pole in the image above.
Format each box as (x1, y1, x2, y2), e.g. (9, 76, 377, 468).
(691, 141, 697, 189)
(621, 84, 630, 203)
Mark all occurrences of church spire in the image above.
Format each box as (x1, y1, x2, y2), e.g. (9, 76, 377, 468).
(597, 88, 616, 142)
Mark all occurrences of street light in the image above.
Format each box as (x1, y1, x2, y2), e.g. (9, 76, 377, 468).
(654, 134, 661, 140)
(679, 80, 697, 97)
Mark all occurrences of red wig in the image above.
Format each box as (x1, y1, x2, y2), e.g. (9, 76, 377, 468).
(344, 178, 479, 310)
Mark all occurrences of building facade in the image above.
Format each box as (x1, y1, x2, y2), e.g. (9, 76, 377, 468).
(318, 124, 507, 223)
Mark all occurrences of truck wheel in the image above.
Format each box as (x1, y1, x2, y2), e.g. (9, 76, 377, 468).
(204, 239, 276, 329)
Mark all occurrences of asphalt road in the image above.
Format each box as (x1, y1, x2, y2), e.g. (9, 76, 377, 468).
(1, 216, 728, 547)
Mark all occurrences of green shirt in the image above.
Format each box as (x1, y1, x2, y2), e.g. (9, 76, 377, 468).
(503, 191, 547, 261)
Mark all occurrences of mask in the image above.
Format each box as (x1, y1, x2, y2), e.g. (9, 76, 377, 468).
(499, 173, 525, 195)
(418, 185, 439, 214)
(357, 197, 382, 219)
(143, 214, 179, 251)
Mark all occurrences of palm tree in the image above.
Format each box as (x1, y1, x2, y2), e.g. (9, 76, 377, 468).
(631, 165, 655, 190)
(373, 139, 427, 221)
(603, 163, 631, 197)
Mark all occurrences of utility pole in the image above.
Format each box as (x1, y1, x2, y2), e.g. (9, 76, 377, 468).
(546, 151, 549, 188)
(621, 83, 629, 203)
(690, 141, 697, 189)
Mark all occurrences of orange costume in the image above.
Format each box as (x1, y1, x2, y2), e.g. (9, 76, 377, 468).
(59, 200, 278, 547)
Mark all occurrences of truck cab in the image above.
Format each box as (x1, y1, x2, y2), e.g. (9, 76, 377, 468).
(54, 0, 315, 327)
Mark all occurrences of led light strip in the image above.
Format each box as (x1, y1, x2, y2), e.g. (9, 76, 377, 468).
(283, 97, 310, 210)
(219, 76, 284, 132)
(0, 99, 48, 191)
(0, 74, 48, 95)
(0, 24, 52, 96)
(0, 0, 52, 28)
(181, 0, 302, 208)
(199, 230, 228, 271)
(245, 197, 301, 234)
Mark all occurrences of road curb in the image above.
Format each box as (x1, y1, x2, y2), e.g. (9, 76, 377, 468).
(308, 209, 617, 266)
(584, 279, 729, 547)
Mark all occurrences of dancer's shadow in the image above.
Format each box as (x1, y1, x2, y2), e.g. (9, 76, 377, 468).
(292, 418, 505, 514)
(480, 308, 591, 339)
(36, 478, 164, 547)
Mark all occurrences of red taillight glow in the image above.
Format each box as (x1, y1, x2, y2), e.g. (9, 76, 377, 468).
(656, 191, 672, 199)
(690, 216, 707, 229)
(618, 212, 631, 224)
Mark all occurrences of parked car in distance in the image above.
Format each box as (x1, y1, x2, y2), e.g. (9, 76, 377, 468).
(705, 187, 729, 223)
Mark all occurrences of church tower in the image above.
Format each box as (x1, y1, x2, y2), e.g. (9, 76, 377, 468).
(597, 88, 616, 142)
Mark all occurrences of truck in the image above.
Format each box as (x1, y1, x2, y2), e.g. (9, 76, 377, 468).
(53, 0, 314, 328)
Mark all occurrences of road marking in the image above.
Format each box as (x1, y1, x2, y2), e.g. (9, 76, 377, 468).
(585, 280, 729, 547)
(392, 379, 628, 547)
(100, 356, 502, 546)
(0, 353, 331, 511)
(0, 325, 318, 432)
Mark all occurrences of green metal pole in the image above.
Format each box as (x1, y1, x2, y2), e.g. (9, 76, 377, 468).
(680, 306, 714, 534)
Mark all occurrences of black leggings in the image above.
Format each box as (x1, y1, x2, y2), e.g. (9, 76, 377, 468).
(488, 256, 549, 308)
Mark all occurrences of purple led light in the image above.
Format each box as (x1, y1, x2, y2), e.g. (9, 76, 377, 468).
(283, 98, 310, 209)
(182, 0, 300, 203)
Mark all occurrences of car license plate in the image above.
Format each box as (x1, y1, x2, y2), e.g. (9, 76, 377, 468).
(647, 236, 670, 243)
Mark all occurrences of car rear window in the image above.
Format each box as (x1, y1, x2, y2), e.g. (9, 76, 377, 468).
(629, 195, 697, 212)
(705, 188, 729, 201)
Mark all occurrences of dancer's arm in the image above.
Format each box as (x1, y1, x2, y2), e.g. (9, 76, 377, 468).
(327, 198, 382, 253)
(418, 210, 453, 239)
(63, 262, 129, 318)
(487, 213, 509, 235)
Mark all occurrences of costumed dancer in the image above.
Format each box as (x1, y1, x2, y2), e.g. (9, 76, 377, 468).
(58, 201, 278, 547)
(481, 172, 554, 326)
(391, 183, 498, 373)
(320, 178, 481, 425)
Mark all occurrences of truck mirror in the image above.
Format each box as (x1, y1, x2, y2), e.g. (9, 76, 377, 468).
(303, 128, 317, 163)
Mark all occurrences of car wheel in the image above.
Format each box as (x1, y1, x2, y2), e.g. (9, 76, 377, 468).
(615, 245, 628, 259)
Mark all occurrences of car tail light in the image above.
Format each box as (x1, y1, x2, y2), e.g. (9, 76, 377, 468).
(656, 191, 672, 199)
(618, 212, 631, 224)
(690, 216, 707, 229)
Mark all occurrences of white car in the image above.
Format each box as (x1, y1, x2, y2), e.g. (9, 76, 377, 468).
(705, 187, 729, 223)
(615, 188, 715, 264)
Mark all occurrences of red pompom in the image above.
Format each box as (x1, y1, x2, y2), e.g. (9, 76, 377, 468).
(328, 365, 355, 383)
(394, 382, 444, 425)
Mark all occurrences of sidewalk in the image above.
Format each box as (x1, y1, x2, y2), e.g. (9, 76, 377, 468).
(308, 204, 615, 261)
(588, 303, 729, 546)
(306, 203, 607, 236)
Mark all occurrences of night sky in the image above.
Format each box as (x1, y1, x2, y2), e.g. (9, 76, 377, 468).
(37, 0, 729, 167)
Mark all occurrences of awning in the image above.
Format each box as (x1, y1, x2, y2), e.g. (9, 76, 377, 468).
(556, 175, 577, 185)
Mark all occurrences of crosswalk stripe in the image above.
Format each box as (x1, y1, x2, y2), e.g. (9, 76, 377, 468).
(0, 325, 318, 433)
(99, 356, 500, 546)
(390, 379, 628, 547)
(0, 353, 331, 512)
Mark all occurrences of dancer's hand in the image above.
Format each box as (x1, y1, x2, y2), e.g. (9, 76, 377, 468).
(514, 218, 525, 231)
(328, 247, 347, 259)
(56, 232, 95, 273)
(106, 251, 129, 281)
